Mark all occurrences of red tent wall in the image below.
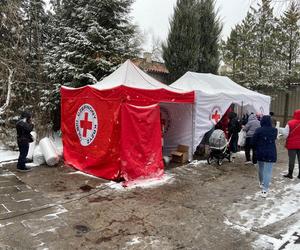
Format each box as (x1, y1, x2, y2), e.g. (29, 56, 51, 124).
(61, 95, 121, 180)
(120, 104, 163, 181)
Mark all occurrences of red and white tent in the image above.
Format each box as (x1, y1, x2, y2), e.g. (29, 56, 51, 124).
(61, 60, 194, 181)
(171, 72, 271, 153)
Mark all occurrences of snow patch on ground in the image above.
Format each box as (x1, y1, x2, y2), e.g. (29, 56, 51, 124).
(188, 160, 207, 166)
(223, 218, 250, 235)
(102, 174, 174, 191)
(67, 171, 101, 179)
(225, 181, 300, 249)
(126, 236, 141, 246)
(237, 183, 300, 229)
(0, 150, 19, 162)
(0, 222, 14, 228)
(253, 219, 300, 250)
(26, 162, 40, 168)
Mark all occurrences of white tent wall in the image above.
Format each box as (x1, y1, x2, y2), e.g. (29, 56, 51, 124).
(171, 72, 271, 154)
(193, 91, 270, 153)
(160, 103, 194, 160)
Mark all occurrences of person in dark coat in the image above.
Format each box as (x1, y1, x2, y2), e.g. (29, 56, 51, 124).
(16, 111, 34, 172)
(228, 112, 240, 156)
(252, 115, 277, 197)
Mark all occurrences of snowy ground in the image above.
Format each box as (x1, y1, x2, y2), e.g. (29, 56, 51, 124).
(0, 139, 299, 249)
(0, 149, 19, 163)
(225, 166, 300, 250)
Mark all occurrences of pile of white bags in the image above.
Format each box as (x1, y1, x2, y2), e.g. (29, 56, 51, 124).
(27, 131, 37, 160)
(33, 145, 46, 165)
(29, 133, 61, 167)
(39, 137, 60, 166)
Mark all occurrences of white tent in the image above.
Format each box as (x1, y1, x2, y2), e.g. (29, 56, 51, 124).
(171, 72, 271, 153)
(94, 60, 195, 159)
(94, 59, 183, 91)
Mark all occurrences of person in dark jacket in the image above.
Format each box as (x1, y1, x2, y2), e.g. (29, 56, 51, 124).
(228, 112, 240, 156)
(252, 115, 277, 197)
(16, 111, 34, 172)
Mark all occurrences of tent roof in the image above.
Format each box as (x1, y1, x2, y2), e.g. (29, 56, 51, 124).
(62, 60, 194, 104)
(171, 72, 269, 98)
(93, 59, 185, 93)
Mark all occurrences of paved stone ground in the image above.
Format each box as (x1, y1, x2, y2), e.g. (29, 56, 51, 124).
(0, 139, 299, 249)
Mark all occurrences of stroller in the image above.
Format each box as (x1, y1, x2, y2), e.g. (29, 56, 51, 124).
(207, 129, 232, 166)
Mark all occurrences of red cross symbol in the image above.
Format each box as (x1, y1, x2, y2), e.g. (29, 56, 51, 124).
(80, 112, 92, 137)
(212, 110, 221, 123)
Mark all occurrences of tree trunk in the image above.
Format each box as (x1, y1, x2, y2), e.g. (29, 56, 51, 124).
(0, 62, 14, 115)
(283, 91, 290, 126)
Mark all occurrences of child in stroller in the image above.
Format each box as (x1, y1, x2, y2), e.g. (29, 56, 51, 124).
(207, 129, 232, 166)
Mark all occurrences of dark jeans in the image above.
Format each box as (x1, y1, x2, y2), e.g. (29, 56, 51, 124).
(245, 137, 257, 164)
(287, 149, 300, 175)
(229, 133, 238, 153)
(17, 142, 29, 170)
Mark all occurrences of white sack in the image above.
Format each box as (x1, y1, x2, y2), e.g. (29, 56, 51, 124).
(33, 145, 45, 165)
(238, 130, 246, 147)
(27, 131, 37, 160)
(50, 135, 63, 157)
(39, 137, 60, 166)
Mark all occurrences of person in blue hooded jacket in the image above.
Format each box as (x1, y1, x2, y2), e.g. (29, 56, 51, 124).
(252, 115, 277, 197)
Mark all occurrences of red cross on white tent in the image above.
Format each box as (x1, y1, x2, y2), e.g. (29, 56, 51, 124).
(80, 112, 93, 138)
(211, 108, 222, 124)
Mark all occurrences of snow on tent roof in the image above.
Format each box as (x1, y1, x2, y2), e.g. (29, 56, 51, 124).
(93, 59, 186, 93)
(171, 72, 269, 98)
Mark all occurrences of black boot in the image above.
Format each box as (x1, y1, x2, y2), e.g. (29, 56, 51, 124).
(283, 173, 293, 179)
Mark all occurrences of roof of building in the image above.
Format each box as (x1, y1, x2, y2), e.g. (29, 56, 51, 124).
(132, 58, 169, 74)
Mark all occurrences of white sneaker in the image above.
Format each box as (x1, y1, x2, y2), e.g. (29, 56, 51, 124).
(261, 191, 267, 198)
(245, 161, 251, 165)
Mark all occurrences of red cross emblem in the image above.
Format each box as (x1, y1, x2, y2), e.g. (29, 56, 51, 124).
(212, 110, 221, 123)
(80, 112, 93, 138)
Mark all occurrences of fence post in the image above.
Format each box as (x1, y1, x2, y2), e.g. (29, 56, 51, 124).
(283, 91, 290, 126)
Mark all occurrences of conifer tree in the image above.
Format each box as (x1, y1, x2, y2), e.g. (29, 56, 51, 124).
(162, 0, 199, 82)
(43, 0, 140, 129)
(163, 0, 222, 81)
(279, 1, 300, 79)
(0, 0, 29, 144)
(45, 0, 138, 90)
(196, 0, 222, 74)
(278, 1, 300, 124)
(254, 0, 276, 80)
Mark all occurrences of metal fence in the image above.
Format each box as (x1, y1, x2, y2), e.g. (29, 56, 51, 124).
(263, 86, 300, 126)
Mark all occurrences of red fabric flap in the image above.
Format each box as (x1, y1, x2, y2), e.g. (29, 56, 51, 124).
(120, 103, 164, 181)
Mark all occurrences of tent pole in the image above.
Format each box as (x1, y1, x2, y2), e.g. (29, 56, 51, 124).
(191, 103, 195, 160)
(241, 101, 244, 118)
